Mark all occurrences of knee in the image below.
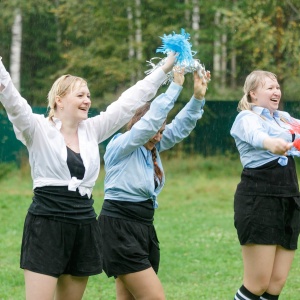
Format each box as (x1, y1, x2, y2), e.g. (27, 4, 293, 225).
(246, 275, 286, 296)
(245, 278, 270, 296)
(267, 274, 287, 294)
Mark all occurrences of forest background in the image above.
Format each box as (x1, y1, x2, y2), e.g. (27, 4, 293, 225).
(1, 0, 300, 162)
(1, 0, 300, 108)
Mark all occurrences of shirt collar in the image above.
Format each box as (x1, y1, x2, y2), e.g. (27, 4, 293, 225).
(252, 105, 280, 119)
(51, 117, 84, 130)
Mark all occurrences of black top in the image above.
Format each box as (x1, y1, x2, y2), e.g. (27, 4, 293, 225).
(66, 147, 85, 180)
(28, 147, 96, 224)
(101, 199, 155, 225)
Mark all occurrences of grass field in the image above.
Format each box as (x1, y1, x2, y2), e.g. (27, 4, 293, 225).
(1, 155, 300, 299)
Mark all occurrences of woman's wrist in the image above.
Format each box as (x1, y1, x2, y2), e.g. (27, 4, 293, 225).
(193, 94, 205, 100)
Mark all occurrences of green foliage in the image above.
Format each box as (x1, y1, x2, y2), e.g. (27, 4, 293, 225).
(1, 0, 300, 107)
(221, 1, 300, 86)
(0, 162, 16, 180)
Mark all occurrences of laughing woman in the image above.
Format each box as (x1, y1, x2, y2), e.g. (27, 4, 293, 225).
(0, 53, 176, 300)
(231, 70, 300, 300)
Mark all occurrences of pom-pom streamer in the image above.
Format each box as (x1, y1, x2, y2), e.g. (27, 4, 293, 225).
(145, 57, 211, 85)
(156, 28, 196, 65)
(294, 139, 300, 151)
(145, 28, 211, 85)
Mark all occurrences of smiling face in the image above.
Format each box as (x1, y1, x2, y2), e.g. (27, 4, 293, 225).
(144, 123, 166, 151)
(54, 79, 91, 123)
(250, 76, 281, 115)
(60, 81, 91, 121)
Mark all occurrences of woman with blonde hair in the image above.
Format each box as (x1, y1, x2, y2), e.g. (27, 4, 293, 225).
(0, 53, 176, 300)
(231, 70, 300, 300)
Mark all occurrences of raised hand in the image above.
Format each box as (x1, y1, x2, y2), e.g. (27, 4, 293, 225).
(173, 67, 185, 86)
(193, 70, 210, 100)
(161, 52, 178, 74)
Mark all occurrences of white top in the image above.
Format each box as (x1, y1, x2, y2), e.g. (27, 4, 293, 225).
(0, 58, 167, 198)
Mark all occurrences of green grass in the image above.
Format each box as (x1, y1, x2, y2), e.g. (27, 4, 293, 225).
(1, 155, 300, 299)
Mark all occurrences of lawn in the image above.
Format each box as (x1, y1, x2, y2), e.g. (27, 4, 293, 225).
(0, 155, 300, 299)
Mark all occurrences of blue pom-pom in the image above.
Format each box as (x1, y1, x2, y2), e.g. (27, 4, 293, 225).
(156, 28, 196, 65)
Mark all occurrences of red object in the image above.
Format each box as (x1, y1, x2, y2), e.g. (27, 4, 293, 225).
(294, 139, 300, 151)
(287, 118, 300, 134)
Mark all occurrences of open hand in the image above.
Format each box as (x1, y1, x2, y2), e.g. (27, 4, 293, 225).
(173, 67, 185, 86)
(193, 71, 210, 99)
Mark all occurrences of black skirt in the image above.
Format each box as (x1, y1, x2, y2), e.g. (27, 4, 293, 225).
(234, 157, 300, 249)
(99, 215, 160, 278)
(20, 213, 103, 277)
(99, 199, 159, 278)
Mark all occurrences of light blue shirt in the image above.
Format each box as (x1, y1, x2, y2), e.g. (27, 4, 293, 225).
(104, 82, 205, 208)
(230, 105, 300, 168)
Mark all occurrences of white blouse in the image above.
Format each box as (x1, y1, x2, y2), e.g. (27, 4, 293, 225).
(0, 58, 167, 197)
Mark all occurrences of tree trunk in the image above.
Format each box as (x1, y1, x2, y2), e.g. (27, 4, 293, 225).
(10, 9, 22, 91)
(213, 11, 221, 87)
(135, 0, 142, 78)
(230, 49, 237, 89)
(192, 0, 200, 47)
(230, 0, 237, 89)
(127, 5, 135, 84)
(221, 32, 227, 88)
(184, 0, 190, 25)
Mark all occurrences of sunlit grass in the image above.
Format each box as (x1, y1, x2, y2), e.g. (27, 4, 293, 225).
(0, 155, 300, 299)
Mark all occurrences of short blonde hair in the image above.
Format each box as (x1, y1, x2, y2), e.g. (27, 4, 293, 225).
(47, 74, 87, 119)
(237, 70, 277, 112)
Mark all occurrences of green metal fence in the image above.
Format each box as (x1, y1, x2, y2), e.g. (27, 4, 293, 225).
(1, 101, 300, 163)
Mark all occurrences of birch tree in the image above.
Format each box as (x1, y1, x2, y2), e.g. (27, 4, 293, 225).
(191, 0, 200, 47)
(10, 9, 22, 91)
(135, 0, 143, 78)
(221, 0, 300, 92)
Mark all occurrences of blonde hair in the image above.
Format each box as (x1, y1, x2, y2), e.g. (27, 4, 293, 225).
(237, 70, 277, 112)
(47, 74, 87, 119)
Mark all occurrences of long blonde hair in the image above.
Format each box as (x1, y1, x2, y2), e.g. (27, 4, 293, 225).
(237, 70, 277, 112)
(47, 74, 87, 119)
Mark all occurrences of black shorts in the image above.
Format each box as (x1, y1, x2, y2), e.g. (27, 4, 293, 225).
(234, 194, 300, 250)
(99, 215, 160, 278)
(20, 213, 103, 278)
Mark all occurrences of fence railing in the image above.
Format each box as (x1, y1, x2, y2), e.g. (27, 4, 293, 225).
(1, 101, 300, 164)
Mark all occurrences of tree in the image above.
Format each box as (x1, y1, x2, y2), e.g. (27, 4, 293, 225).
(221, 0, 300, 99)
(10, 9, 22, 91)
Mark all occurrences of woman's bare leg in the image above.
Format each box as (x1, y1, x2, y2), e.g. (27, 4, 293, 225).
(242, 244, 295, 296)
(24, 269, 57, 300)
(117, 267, 165, 300)
(55, 274, 89, 300)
